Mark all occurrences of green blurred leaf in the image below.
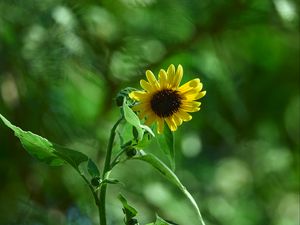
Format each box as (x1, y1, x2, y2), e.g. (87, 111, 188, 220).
(0, 114, 88, 169)
(157, 125, 175, 171)
(87, 158, 100, 177)
(133, 151, 204, 224)
(118, 193, 139, 225)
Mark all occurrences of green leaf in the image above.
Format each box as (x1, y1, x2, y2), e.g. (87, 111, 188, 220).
(0, 114, 64, 166)
(123, 101, 144, 140)
(87, 158, 100, 177)
(0, 114, 88, 169)
(122, 101, 155, 141)
(157, 125, 175, 171)
(133, 151, 205, 225)
(53, 145, 88, 169)
(118, 194, 139, 225)
(146, 215, 177, 225)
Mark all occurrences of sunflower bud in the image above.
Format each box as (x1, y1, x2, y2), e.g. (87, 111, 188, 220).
(91, 176, 101, 187)
(115, 87, 137, 107)
(125, 146, 137, 157)
(115, 95, 124, 107)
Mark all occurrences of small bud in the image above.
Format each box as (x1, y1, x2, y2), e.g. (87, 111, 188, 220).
(91, 177, 101, 187)
(115, 87, 137, 107)
(125, 146, 137, 157)
(116, 95, 124, 107)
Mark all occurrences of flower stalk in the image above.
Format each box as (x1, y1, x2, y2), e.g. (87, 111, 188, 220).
(99, 116, 123, 225)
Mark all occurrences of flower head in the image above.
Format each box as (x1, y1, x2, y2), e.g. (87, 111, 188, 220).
(129, 64, 206, 134)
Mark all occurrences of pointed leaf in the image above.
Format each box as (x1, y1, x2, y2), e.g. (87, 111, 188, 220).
(133, 151, 205, 224)
(0, 114, 88, 169)
(118, 193, 139, 225)
(0, 114, 64, 166)
(157, 126, 175, 171)
(123, 101, 144, 140)
(87, 158, 100, 177)
(53, 145, 88, 169)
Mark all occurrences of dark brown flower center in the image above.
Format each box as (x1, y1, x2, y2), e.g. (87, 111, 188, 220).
(150, 89, 182, 117)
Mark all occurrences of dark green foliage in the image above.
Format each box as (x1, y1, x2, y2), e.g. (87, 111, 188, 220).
(0, 0, 298, 224)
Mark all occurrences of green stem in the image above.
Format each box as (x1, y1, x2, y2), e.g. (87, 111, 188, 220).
(110, 148, 127, 169)
(78, 172, 101, 224)
(99, 117, 123, 225)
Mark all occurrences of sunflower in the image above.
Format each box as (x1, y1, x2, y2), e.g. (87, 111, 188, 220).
(129, 64, 206, 134)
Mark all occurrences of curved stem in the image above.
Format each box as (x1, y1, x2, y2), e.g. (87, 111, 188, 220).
(77, 172, 101, 224)
(99, 117, 123, 225)
(80, 173, 100, 206)
(110, 148, 127, 169)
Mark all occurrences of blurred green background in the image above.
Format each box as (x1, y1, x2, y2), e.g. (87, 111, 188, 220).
(0, 0, 299, 225)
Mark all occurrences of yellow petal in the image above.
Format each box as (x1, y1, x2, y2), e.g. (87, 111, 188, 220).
(146, 70, 159, 89)
(181, 105, 200, 112)
(184, 82, 202, 95)
(166, 64, 176, 86)
(165, 117, 177, 131)
(178, 110, 192, 121)
(173, 113, 183, 126)
(182, 100, 201, 107)
(180, 81, 203, 100)
(140, 79, 153, 92)
(178, 79, 201, 93)
(158, 69, 168, 89)
(195, 91, 206, 100)
(173, 64, 183, 88)
(129, 91, 148, 101)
